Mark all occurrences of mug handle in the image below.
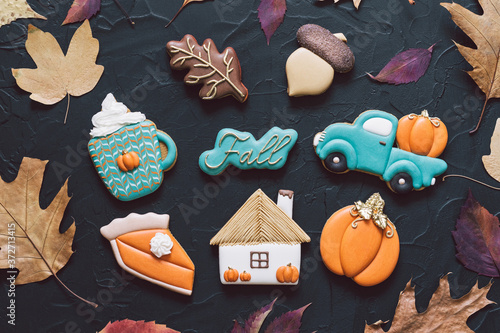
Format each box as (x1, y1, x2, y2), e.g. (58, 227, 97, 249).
(157, 130, 177, 172)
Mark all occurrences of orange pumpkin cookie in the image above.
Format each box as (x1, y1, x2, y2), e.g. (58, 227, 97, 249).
(396, 110, 448, 158)
(320, 193, 399, 287)
(100, 213, 195, 295)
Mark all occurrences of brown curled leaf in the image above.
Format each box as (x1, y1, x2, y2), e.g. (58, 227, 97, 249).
(166, 34, 248, 103)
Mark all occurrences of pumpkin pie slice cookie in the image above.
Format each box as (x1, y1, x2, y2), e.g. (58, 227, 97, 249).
(101, 213, 195, 295)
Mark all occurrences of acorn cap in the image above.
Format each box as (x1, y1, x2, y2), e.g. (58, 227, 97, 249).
(297, 24, 355, 73)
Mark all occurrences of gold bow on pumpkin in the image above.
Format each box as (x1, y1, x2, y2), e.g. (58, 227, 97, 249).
(351, 193, 394, 238)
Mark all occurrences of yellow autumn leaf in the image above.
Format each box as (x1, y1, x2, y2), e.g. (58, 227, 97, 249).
(483, 118, 500, 182)
(0, 157, 96, 307)
(365, 275, 494, 333)
(0, 0, 46, 28)
(12, 20, 104, 123)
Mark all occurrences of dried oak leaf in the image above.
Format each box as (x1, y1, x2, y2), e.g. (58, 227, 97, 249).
(258, 0, 287, 45)
(452, 190, 500, 277)
(365, 275, 495, 333)
(442, 0, 500, 133)
(166, 34, 248, 103)
(0, 0, 46, 28)
(0, 157, 94, 306)
(12, 20, 104, 123)
(483, 118, 500, 182)
(368, 44, 435, 85)
(100, 319, 180, 332)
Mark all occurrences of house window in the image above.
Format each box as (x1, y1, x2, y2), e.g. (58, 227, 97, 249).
(250, 251, 269, 268)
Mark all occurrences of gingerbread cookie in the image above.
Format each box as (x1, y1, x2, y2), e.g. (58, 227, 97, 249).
(313, 109, 447, 193)
(166, 34, 248, 102)
(199, 127, 298, 175)
(286, 24, 354, 97)
(320, 193, 399, 287)
(210, 189, 310, 285)
(101, 213, 195, 295)
(88, 94, 177, 201)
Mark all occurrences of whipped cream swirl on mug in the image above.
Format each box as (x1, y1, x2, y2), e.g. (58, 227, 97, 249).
(150, 232, 174, 258)
(89, 93, 146, 137)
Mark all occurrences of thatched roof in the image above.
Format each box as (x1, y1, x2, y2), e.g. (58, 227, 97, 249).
(210, 189, 311, 246)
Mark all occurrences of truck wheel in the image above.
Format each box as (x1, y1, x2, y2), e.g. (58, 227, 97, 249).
(324, 153, 348, 173)
(389, 173, 413, 194)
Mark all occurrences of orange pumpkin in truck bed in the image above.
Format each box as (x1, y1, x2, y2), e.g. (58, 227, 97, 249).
(320, 193, 399, 287)
(101, 213, 195, 295)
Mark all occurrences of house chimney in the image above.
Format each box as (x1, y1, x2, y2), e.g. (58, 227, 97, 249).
(277, 189, 294, 218)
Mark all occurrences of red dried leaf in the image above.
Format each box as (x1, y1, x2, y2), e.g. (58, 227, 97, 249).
(100, 319, 180, 333)
(263, 303, 310, 333)
(63, 0, 101, 25)
(258, 0, 287, 45)
(367, 43, 435, 85)
(231, 298, 277, 333)
(452, 190, 500, 277)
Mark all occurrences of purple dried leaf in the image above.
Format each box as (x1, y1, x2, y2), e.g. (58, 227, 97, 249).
(231, 298, 277, 333)
(263, 303, 311, 333)
(452, 190, 500, 277)
(258, 0, 287, 45)
(63, 0, 101, 25)
(367, 43, 435, 85)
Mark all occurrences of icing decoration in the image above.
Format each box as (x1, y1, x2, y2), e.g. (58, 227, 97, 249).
(90, 93, 146, 138)
(100, 213, 195, 295)
(286, 48, 334, 97)
(224, 267, 239, 282)
(396, 110, 448, 158)
(166, 35, 248, 103)
(320, 193, 399, 287)
(239, 271, 251, 282)
(116, 150, 140, 172)
(88, 96, 177, 201)
(199, 127, 298, 176)
(210, 189, 310, 285)
(286, 24, 354, 97)
(150, 232, 174, 258)
(313, 109, 448, 193)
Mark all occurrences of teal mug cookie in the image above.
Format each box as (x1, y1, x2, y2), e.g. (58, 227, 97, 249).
(88, 94, 177, 201)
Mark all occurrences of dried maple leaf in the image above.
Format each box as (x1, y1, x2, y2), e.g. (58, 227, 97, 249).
(100, 319, 180, 332)
(365, 275, 495, 333)
(452, 190, 500, 277)
(442, 0, 500, 133)
(11, 20, 104, 123)
(165, 0, 206, 28)
(258, 0, 287, 45)
(0, 0, 46, 28)
(166, 34, 248, 103)
(368, 44, 435, 85)
(0, 157, 96, 307)
(483, 118, 500, 182)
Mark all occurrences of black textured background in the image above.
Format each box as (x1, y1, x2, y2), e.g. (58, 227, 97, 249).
(1, 0, 499, 332)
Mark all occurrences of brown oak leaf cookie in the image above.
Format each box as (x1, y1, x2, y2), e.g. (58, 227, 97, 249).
(166, 34, 248, 103)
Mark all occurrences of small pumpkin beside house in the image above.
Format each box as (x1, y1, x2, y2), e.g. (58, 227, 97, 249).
(224, 267, 239, 282)
(396, 110, 448, 158)
(320, 193, 399, 287)
(240, 271, 251, 282)
(276, 263, 299, 283)
(210, 189, 310, 285)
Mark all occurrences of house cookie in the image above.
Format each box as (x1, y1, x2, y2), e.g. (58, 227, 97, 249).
(313, 109, 447, 193)
(88, 94, 177, 201)
(210, 189, 310, 285)
(101, 213, 195, 295)
(320, 193, 399, 287)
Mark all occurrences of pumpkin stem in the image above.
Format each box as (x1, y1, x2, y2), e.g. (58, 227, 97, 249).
(287, 263, 291, 267)
(442, 174, 500, 190)
(122, 150, 128, 155)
